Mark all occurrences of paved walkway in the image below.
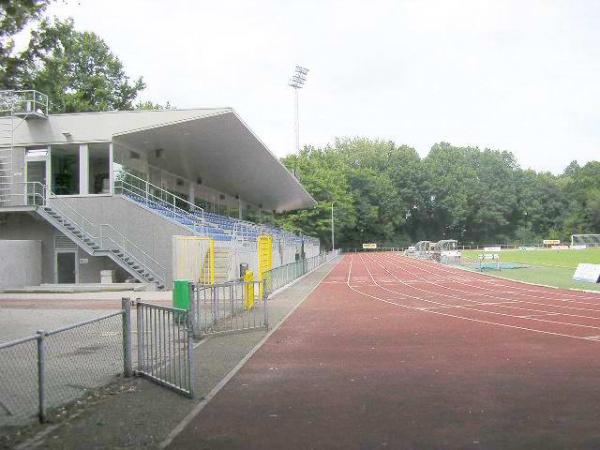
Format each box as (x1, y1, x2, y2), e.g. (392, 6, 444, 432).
(9, 259, 340, 450)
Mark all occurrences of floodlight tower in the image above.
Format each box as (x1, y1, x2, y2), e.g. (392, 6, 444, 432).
(288, 65, 309, 152)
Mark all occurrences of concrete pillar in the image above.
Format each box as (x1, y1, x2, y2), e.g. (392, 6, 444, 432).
(188, 183, 195, 205)
(79, 144, 89, 195)
(45, 147, 52, 199)
(108, 143, 114, 194)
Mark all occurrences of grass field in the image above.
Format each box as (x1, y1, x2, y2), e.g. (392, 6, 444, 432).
(462, 248, 600, 292)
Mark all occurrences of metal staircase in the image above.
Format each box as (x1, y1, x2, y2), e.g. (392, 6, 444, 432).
(38, 198, 167, 289)
(3, 181, 167, 289)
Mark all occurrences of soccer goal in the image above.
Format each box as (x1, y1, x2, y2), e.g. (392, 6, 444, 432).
(571, 234, 600, 248)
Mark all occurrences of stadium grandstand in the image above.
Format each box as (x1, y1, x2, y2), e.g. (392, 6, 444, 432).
(0, 90, 319, 290)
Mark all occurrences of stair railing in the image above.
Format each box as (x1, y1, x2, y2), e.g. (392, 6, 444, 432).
(114, 170, 206, 225)
(43, 190, 166, 286)
(98, 224, 167, 285)
(113, 170, 311, 248)
(47, 194, 100, 239)
(0, 181, 45, 207)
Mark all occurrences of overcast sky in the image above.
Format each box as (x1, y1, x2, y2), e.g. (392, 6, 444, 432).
(40, 0, 600, 173)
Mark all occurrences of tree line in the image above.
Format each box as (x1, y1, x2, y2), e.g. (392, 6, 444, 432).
(276, 138, 600, 249)
(2, 2, 598, 249)
(1, 0, 153, 111)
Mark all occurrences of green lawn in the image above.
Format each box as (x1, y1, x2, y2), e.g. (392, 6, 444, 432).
(462, 248, 600, 292)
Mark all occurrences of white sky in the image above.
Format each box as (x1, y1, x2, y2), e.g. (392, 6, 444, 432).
(38, 0, 600, 173)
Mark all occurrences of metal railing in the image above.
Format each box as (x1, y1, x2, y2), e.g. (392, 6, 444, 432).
(135, 301, 194, 397)
(0, 299, 195, 430)
(0, 181, 167, 285)
(45, 194, 167, 285)
(0, 305, 128, 427)
(191, 279, 269, 337)
(114, 169, 320, 247)
(0, 181, 46, 206)
(114, 171, 206, 225)
(264, 249, 340, 295)
(98, 224, 168, 285)
(0, 90, 48, 118)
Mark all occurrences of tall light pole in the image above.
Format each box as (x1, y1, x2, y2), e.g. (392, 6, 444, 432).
(331, 202, 335, 251)
(288, 65, 309, 152)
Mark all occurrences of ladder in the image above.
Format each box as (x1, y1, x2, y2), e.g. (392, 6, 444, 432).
(0, 90, 49, 206)
(0, 96, 14, 206)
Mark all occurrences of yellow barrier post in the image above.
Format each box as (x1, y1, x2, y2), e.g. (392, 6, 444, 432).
(244, 270, 255, 310)
(257, 235, 273, 299)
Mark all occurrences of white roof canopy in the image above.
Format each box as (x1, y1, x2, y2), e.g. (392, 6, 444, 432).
(7, 108, 316, 212)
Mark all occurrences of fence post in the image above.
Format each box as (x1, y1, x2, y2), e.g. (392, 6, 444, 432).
(190, 283, 199, 339)
(187, 313, 195, 398)
(122, 298, 133, 377)
(136, 300, 143, 374)
(263, 279, 269, 329)
(36, 330, 46, 423)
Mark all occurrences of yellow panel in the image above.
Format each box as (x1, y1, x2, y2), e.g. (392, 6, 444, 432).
(257, 234, 273, 298)
(173, 236, 214, 285)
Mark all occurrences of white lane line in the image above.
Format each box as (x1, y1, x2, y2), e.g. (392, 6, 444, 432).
(380, 252, 600, 307)
(400, 253, 600, 302)
(348, 254, 594, 342)
(374, 253, 600, 322)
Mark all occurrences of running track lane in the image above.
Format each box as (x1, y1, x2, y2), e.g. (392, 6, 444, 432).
(168, 253, 600, 450)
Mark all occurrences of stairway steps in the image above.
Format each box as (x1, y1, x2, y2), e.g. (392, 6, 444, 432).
(40, 203, 165, 290)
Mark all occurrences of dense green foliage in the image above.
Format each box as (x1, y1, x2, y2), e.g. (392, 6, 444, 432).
(0, 0, 53, 88)
(1, 2, 146, 112)
(277, 138, 600, 249)
(19, 18, 145, 112)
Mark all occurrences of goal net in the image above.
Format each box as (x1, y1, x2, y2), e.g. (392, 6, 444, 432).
(571, 234, 600, 247)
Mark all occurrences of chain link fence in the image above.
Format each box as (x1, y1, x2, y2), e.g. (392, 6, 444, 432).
(0, 310, 126, 428)
(264, 249, 340, 295)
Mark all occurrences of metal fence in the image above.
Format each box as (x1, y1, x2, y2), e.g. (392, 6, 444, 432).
(0, 309, 126, 427)
(191, 280, 268, 337)
(0, 299, 195, 430)
(264, 249, 341, 295)
(135, 301, 194, 397)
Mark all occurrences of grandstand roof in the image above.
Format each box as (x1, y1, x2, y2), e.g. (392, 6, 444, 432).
(4, 108, 316, 212)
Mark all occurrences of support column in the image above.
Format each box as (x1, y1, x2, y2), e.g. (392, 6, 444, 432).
(108, 143, 114, 194)
(45, 147, 51, 199)
(188, 183, 195, 206)
(238, 197, 242, 219)
(79, 144, 89, 195)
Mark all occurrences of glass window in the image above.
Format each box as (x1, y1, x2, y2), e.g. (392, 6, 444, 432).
(51, 145, 79, 195)
(88, 143, 110, 194)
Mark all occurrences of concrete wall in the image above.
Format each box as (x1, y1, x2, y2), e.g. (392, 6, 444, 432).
(52, 195, 198, 286)
(0, 212, 126, 285)
(0, 240, 41, 288)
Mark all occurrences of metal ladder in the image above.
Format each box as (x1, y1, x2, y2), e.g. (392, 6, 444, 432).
(0, 99, 14, 206)
(0, 90, 49, 206)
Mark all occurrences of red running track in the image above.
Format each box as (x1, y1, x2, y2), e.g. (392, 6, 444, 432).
(168, 253, 600, 450)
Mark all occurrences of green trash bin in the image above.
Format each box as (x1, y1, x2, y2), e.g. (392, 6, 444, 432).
(173, 279, 192, 310)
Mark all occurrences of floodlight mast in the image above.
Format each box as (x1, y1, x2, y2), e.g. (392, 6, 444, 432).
(288, 65, 309, 152)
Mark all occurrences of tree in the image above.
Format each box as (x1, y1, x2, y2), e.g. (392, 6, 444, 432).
(18, 18, 145, 112)
(0, 0, 54, 88)
(135, 100, 173, 110)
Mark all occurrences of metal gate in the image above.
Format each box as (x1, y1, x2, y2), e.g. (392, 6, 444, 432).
(191, 280, 269, 337)
(135, 301, 194, 397)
